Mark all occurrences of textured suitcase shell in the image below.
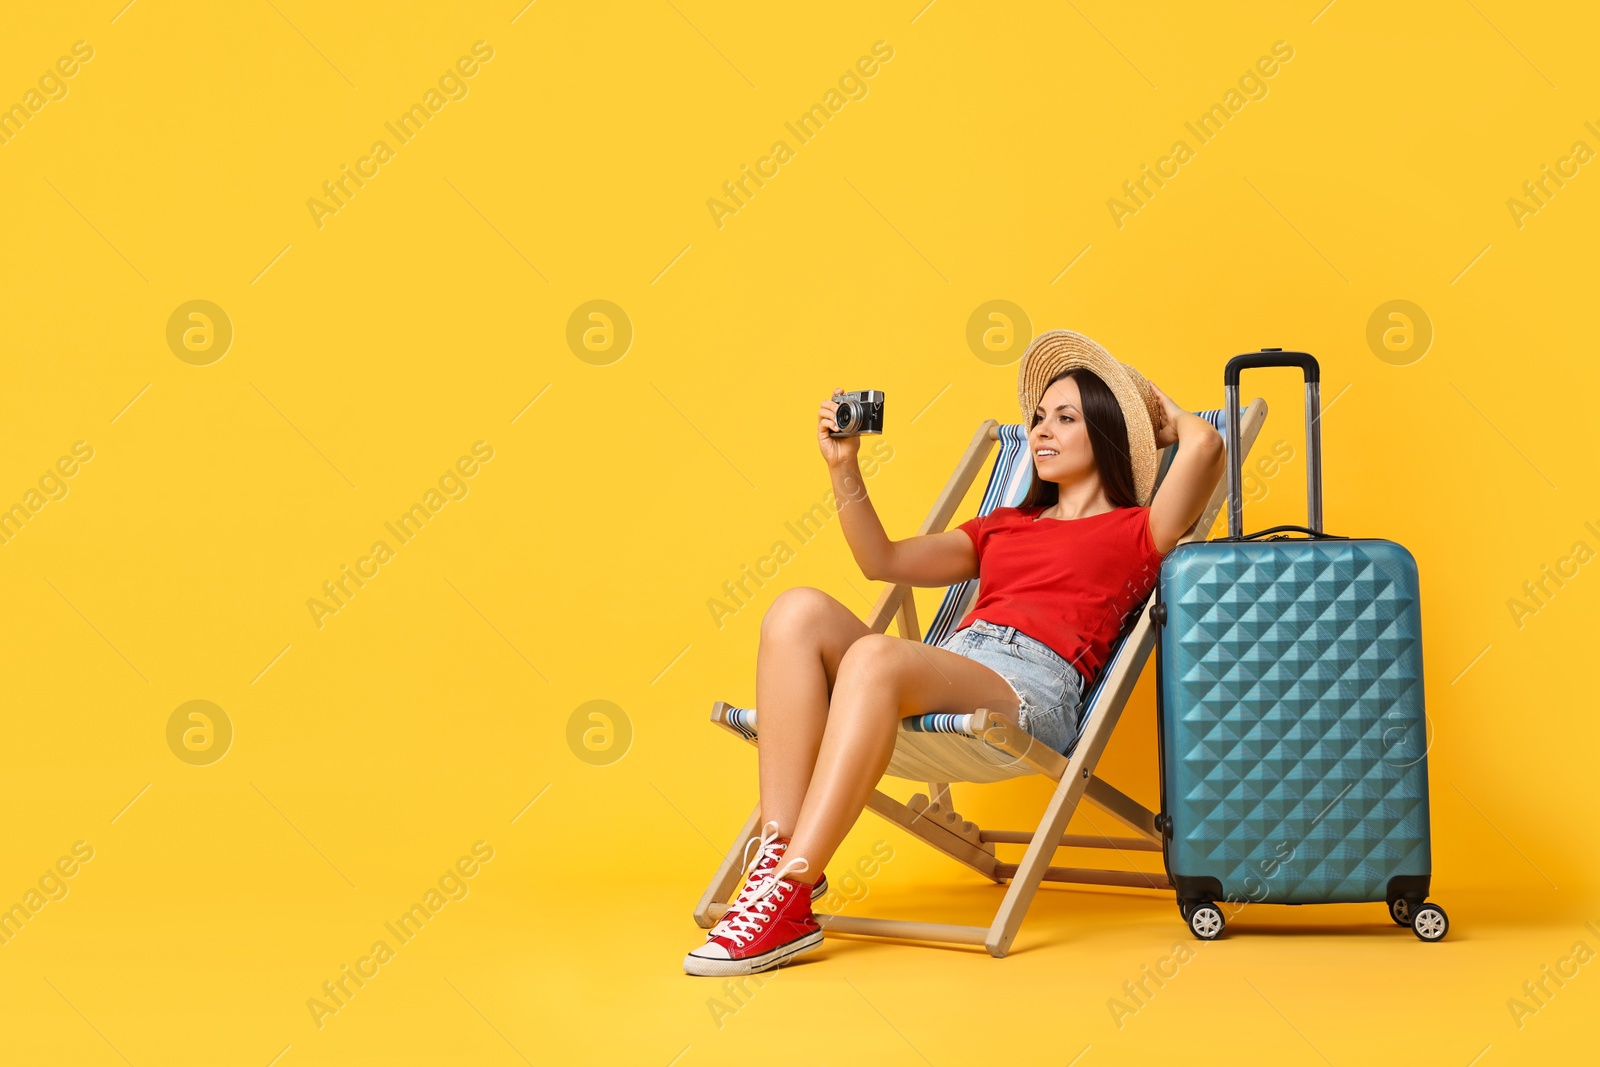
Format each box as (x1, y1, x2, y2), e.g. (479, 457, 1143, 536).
(1156, 537, 1431, 904)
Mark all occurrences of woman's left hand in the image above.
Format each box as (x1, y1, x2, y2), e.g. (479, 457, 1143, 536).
(1148, 382, 1183, 450)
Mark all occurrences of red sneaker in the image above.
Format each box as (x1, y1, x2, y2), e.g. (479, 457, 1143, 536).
(685, 857, 823, 977)
(723, 822, 828, 920)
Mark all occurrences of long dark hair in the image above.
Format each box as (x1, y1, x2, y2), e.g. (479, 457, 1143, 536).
(1019, 367, 1138, 509)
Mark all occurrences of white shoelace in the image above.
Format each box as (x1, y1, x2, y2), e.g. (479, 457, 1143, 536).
(737, 822, 784, 893)
(706, 822, 784, 942)
(708, 853, 811, 948)
(743, 821, 781, 868)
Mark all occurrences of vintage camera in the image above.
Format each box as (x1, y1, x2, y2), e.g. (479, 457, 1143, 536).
(829, 390, 885, 437)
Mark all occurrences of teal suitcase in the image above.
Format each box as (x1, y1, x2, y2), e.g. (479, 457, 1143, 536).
(1152, 351, 1447, 941)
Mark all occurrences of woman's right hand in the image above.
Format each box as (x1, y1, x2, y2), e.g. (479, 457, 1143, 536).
(817, 388, 862, 469)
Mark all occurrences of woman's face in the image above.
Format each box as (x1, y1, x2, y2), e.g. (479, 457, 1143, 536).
(1030, 376, 1098, 488)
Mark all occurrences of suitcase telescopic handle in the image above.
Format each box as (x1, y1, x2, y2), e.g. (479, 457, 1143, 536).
(1223, 349, 1323, 539)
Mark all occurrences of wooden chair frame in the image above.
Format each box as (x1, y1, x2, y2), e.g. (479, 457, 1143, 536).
(693, 398, 1268, 957)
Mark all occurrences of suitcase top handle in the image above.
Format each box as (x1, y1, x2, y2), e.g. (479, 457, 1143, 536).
(1224, 350, 1319, 387)
(1223, 349, 1324, 539)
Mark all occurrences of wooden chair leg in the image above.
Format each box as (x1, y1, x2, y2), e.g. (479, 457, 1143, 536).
(983, 758, 1095, 957)
(984, 621, 1151, 957)
(692, 804, 762, 928)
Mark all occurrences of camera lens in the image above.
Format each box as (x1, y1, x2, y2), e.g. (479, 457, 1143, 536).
(836, 403, 855, 429)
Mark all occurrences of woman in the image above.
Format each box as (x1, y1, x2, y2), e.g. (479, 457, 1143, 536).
(684, 330, 1225, 977)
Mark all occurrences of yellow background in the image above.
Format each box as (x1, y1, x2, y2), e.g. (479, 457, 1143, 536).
(2, 1, 1597, 1063)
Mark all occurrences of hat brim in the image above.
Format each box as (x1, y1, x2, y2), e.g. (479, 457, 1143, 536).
(1015, 329, 1159, 507)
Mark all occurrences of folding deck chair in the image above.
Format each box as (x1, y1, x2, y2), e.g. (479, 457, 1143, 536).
(694, 397, 1270, 957)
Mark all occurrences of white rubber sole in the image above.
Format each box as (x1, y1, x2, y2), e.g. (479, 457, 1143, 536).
(683, 930, 824, 977)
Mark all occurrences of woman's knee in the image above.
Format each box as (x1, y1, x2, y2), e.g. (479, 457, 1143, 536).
(761, 586, 841, 643)
(835, 633, 908, 690)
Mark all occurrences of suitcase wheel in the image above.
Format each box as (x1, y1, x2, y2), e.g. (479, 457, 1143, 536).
(1388, 898, 1413, 926)
(1187, 901, 1225, 940)
(1411, 903, 1449, 942)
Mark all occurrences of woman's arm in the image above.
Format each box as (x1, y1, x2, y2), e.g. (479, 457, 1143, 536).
(820, 391, 979, 587)
(1147, 384, 1226, 555)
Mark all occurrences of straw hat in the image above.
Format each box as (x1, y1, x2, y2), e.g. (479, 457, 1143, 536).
(1016, 329, 1166, 507)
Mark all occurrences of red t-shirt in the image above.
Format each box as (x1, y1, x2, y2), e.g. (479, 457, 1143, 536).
(956, 504, 1166, 682)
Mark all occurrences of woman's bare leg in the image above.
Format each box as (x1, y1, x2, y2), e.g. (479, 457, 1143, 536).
(755, 587, 872, 835)
(781, 634, 1022, 884)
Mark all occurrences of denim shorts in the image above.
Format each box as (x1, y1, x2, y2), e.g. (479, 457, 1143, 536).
(937, 619, 1086, 754)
